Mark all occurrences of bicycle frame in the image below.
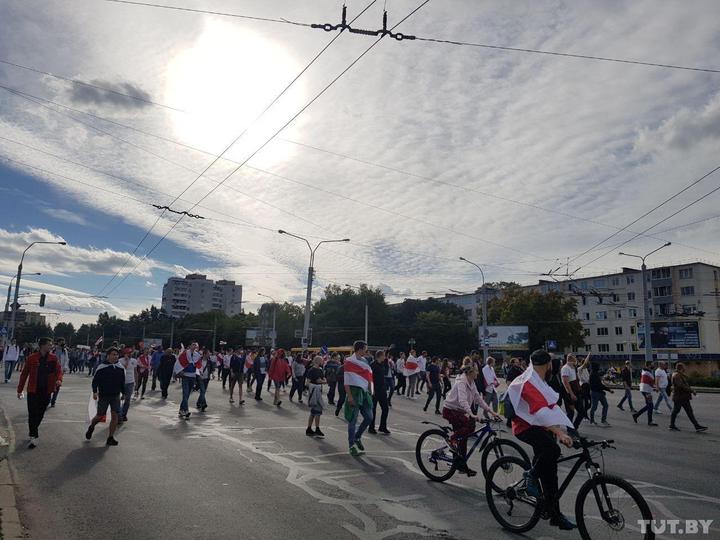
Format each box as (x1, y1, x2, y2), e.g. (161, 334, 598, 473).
(554, 447, 601, 501)
(421, 420, 503, 461)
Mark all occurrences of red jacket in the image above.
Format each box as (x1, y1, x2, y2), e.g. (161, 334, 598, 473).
(17, 352, 63, 395)
(268, 356, 291, 382)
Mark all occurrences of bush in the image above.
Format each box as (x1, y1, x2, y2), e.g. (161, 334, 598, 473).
(686, 374, 720, 388)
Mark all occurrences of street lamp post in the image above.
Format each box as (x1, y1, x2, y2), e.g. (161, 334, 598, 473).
(459, 257, 489, 360)
(619, 242, 671, 366)
(257, 293, 277, 348)
(5, 272, 41, 315)
(345, 284, 369, 344)
(278, 230, 350, 348)
(9, 241, 66, 339)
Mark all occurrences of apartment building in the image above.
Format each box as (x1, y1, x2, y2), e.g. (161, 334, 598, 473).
(161, 274, 243, 318)
(525, 262, 720, 375)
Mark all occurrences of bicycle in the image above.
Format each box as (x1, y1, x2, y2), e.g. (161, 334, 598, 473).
(415, 419, 530, 487)
(485, 437, 654, 539)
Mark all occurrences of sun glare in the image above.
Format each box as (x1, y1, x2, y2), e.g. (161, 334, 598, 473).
(165, 20, 303, 166)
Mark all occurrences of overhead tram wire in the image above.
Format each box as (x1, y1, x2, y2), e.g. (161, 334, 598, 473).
(94, 0, 380, 297)
(566, 163, 720, 272)
(411, 37, 720, 74)
(102, 0, 314, 26)
(6, 84, 713, 266)
(102, 0, 433, 299)
(0, 59, 184, 112)
(572, 179, 720, 275)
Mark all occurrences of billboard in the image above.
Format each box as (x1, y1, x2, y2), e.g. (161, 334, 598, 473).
(483, 325, 530, 350)
(637, 321, 700, 349)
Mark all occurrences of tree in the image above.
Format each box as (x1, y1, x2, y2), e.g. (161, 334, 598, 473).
(487, 289, 584, 351)
(53, 322, 76, 344)
(15, 322, 53, 346)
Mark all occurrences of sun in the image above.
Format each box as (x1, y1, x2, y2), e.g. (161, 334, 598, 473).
(165, 20, 304, 166)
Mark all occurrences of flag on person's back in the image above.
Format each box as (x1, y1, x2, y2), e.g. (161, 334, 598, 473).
(343, 354, 373, 392)
(507, 366, 573, 429)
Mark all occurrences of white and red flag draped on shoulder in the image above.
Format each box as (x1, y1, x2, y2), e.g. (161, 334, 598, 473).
(507, 366, 573, 429)
(344, 354, 374, 392)
(405, 356, 419, 372)
(174, 349, 202, 375)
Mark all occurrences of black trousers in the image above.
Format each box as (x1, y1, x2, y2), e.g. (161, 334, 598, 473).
(395, 373, 406, 395)
(371, 391, 389, 431)
(159, 370, 172, 398)
(335, 384, 346, 413)
(27, 392, 51, 438)
(670, 400, 700, 428)
(254, 374, 266, 399)
(424, 382, 442, 412)
(517, 427, 561, 516)
(151, 368, 159, 390)
(290, 376, 305, 401)
(327, 381, 337, 404)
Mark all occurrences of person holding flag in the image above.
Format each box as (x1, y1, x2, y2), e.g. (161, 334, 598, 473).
(404, 349, 420, 399)
(507, 349, 576, 531)
(175, 342, 202, 419)
(344, 341, 375, 456)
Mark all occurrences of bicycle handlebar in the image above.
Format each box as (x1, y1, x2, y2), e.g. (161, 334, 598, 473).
(572, 437, 615, 450)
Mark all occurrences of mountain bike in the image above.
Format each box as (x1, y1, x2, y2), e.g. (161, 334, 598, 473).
(415, 419, 530, 488)
(485, 437, 654, 539)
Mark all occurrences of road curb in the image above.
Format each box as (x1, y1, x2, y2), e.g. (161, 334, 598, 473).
(0, 405, 24, 539)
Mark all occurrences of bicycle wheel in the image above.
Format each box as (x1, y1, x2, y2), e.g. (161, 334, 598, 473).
(485, 456, 542, 533)
(575, 474, 655, 540)
(415, 429, 457, 482)
(480, 438, 531, 491)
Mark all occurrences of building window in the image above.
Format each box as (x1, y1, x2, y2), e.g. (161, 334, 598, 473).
(584, 313, 590, 320)
(583, 328, 591, 336)
(653, 286, 671, 297)
(682, 305, 697, 314)
(651, 268, 671, 279)
(629, 308, 638, 317)
(597, 327, 609, 336)
(681, 286, 695, 296)
(585, 345, 592, 352)
(630, 325, 637, 335)
(597, 296, 604, 304)
(631, 343, 639, 351)
(614, 310, 622, 319)
(596, 311, 608, 320)
(593, 278, 607, 288)
(626, 275, 635, 284)
(616, 343, 625, 352)
(611, 277, 621, 286)
(627, 292, 636, 301)
(612, 294, 620, 302)
(598, 344, 610, 352)
(615, 327, 623, 335)
(659, 304, 673, 316)
(580, 281, 588, 290)
(581, 296, 587, 305)
(679, 268, 693, 279)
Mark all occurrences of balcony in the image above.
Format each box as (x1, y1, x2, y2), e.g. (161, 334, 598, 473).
(651, 277, 672, 288)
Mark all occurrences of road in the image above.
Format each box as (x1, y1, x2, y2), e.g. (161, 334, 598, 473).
(1, 374, 718, 539)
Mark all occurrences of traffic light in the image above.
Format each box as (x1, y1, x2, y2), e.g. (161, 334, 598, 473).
(39, 293, 46, 307)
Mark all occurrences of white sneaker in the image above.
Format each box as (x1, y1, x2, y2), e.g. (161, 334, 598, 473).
(28, 437, 38, 449)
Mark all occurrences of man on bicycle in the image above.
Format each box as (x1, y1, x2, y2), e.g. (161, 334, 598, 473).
(507, 349, 576, 530)
(442, 363, 501, 477)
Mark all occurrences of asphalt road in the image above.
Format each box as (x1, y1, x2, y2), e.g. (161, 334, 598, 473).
(1, 374, 718, 540)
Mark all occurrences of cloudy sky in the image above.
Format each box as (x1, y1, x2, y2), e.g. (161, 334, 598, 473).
(1, 0, 719, 327)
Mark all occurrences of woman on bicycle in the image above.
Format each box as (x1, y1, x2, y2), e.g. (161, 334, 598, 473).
(442, 363, 501, 477)
(507, 349, 576, 531)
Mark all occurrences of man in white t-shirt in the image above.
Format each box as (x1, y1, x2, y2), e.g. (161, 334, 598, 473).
(482, 356, 500, 414)
(416, 351, 428, 392)
(653, 361, 673, 413)
(118, 348, 138, 423)
(3, 338, 20, 383)
(561, 354, 584, 430)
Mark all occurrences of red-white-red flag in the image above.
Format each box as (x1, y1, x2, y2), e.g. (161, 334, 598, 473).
(344, 355, 374, 392)
(507, 366, 573, 429)
(94, 336, 104, 347)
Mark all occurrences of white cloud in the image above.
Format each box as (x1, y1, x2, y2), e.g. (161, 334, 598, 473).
(1, 0, 719, 314)
(40, 207, 88, 226)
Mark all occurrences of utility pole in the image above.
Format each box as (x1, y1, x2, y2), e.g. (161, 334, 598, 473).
(278, 230, 349, 349)
(459, 257, 489, 360)
(8, 241, 65, 340)
(619, 242, 671, 366)
(258, 293, 278, 349)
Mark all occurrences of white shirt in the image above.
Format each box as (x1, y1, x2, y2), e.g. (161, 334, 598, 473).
(482, 364, 498, 394)
(655, 368, 668, 389)
(3, 345, 19, 362)
(120, 357, 138, 384)
(417, 356, 427, 372)
(577, 366, 590, 385)
(223, 354, 232, 369)
(561, 364, 577, 383)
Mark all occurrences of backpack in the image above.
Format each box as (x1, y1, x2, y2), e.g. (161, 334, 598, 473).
(325, 363, 338, 384)
(500, 391, 516, 421)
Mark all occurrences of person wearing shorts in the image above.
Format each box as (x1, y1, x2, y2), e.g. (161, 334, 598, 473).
(86, 347, 125, 446)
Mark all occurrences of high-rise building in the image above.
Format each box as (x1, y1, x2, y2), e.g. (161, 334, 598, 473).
(161, 274, 243, 318)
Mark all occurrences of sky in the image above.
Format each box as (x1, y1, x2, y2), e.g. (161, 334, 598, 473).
(1, 0, 720, 328)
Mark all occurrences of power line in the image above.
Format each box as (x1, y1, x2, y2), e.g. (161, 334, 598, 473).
(567, 164, 720, 271)
(573, 179, 720, 274)
(103, 0, 313, 27)
(95, 1, 379, 297)
(412, 37, 720, 74)
(0, 58, 183, 112)
(102, 0, 429, 299)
